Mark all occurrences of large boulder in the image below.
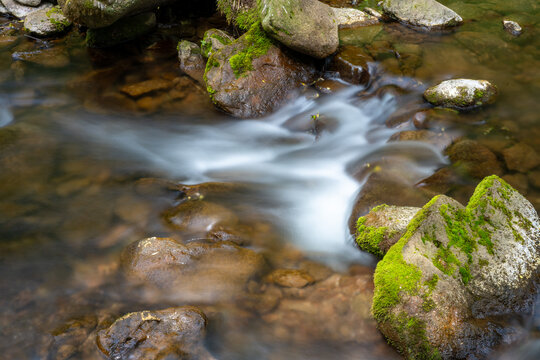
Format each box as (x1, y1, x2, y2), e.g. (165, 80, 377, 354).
(121, 237, 267, 302)
(58, 0, 172, 28)
(96, 307, 214, 360)
(204, 23, 317, 118)
(381, 0, 462, 29)
(371, 175, 539, 359)
(259, 0, 339, 58)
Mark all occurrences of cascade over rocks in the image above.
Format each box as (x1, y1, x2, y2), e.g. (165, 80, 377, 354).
(363, 176, 539, 359)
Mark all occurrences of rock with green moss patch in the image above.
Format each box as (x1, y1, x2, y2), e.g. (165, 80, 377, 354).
(85, 12, 156, 48)
(204, 22, 317, 118)
(178, 40, 205, 85)
(259, 0, 339, 59)
(201, 29, 235, 58)
(356, 205, 420, 257)
(424, 79, 498, 110)
(373, 175, 539, 359)
(217, 0, 257, 27)
(382, 0, 462, 30)
(23, 6, 72, 37)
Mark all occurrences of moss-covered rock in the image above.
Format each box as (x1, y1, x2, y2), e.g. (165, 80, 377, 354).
(259, 0, 339, 58)
(372, 175, 539, 359)
(382, 0, 462, 30)
(356, 204, 420, 257)
(200, 28, 235, 58)
(23, 6, 72, 37)
(424, 79, 498, 110)
(178, 40, 205, 85)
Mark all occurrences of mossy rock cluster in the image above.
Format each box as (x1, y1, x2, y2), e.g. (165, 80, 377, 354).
(357, 176, 539, 359)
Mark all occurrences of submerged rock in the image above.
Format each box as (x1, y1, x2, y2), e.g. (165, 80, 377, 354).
(502, 143, 540, 173)
(356, 205, 420, 257)
(371, 175, 539, 359)
(178, 40, 206, 85)
(424, 79, 498, 110)
(96, 307, 214, 360)
(1, 0, 52, 18)
(204, 24, 317, 118)
(266, 269, 315, 288)
(23, 6, 72, 37)
(121, 237, 266, 302)
(330, 45, 372, 85)
(447, 139, 503, 179)
(381, 0, 462, 29)
(333, 7, 379, 29)
(259, 0, 339, 59)
(85, 12, 156, 48)
(503, 20, 522, 36)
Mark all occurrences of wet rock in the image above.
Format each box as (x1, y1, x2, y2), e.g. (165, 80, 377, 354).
(163, 200, 238, 234)
(372, 175, 539, 359)
(415, 167, 460, 197)
(364, 7, 384, 20)
(266, 269, 315, 288)
(201, 28, 234, 58)
(0, 35, 18, 50)
(447, 139, 503, 179)
(47, 316, 98, 360)
(503, 20, 522, 36)
(388, 129, 457, 152)
(12, 46, 70, 67)
(502, 143, 540, 173)
(178, 41, 205, 84)
(121, 78, 173, 98)
(333, 7, 379, 29)
(23, 6, 71, 37)
(58, 0, 168, 28)
(96, 307, 213, 360)
(424, 79, 498, 110)
(355, 204, 420, 257)
(122, 237, 266, 302)
(412, 108, 462, 130)
(85, 12, 156, 48)
(330, 45, 372, 85)
(314, 78, 347, 94)
(204, 25, 317, 118)
(382, 0, 462, 30)
(259, 0, 338, 59)
(338, 24, 383, 47)
(1, 0, 52, 18)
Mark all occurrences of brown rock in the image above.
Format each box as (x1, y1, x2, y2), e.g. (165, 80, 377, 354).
(388, 129, 457, 152)
(12, 47, 70, 68)
(330, 45, 372, 85)
(447, 139, 504, 179)
(96, 307, 213, 360)
(412, 108, 462, 130)
(502, 143, 540, 173)
(163, 200, 238, 235)
(528, 170, 540, 189)
(415, 167, 460, 196)
(120, 78, 173, 97)
(502, 173, 529, 195)
(178, 40, 205, 85)
(267, 269, 315, 288)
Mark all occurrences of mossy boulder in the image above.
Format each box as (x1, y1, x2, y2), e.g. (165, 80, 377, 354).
(85, 12, 156, 48)
(372, 175, 539, 359)
(204, 22, 317, 118)
(356, 205, 420, 257)
(259, 0, 339, 59)
(201, 28, 235, 58)
(381, 0, 462, 30)
(23, 6, 72, 37)
(424, 79, 498, 110)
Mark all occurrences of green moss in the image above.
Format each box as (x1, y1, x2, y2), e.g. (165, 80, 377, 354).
(45, 6, 71, 32)
(203, 57, 220, 100)
(355, 217, 396, 258)
(390, 312, 441, 359)
(235, 7, 259, 31)
(228, 21, 272, 78)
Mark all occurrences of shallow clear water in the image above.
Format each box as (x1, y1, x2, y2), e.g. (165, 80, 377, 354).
(0, 0, 539, 359)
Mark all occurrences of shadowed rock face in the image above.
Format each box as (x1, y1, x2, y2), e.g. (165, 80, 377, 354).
(370, 176, 539, 359)
(382, 0, 462, 30)
(96, 306, 215, 360)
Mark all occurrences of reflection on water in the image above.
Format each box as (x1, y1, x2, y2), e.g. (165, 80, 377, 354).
(0, 0, 539, 358)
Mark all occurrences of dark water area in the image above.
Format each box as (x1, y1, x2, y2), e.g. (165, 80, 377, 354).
(0, 0, 539, 359)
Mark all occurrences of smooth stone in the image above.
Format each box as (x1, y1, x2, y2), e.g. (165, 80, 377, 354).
(382, 0, 463, 29)
(333, 7, 379, 29)
(259, 0, 339, 59)
(388, 129, 457, 152)
(15, 0, 41, 6)
(424, 79, 498, 110)
(177, 40, 205, 85)
(446, 139, 503, 179)
(266, 269, 315, 288)
(503, 20, 522, 36)
(502, 143, 540, 173)
(23, 7, 71, 37)
(120, 78, 173, 97)
(330, 45, 372, 85)
(1, 0, 52, 18)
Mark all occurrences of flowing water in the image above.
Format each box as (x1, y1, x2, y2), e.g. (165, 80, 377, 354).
(0, 0, 539, 359)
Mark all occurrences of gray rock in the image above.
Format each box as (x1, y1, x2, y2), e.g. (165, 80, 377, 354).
(259, 0, 339, 59)
(201, 28, 234, 58)
(178, 40, 205, 85)
(58, 0, 172, 29)
(15, 0, 41, 6)
(85, 12, 156, 48)
(97, 307, 215, 360)
(1, 0, 52, 18)
(372, 175, 539, 359)
(0, 3, 8, 14)
(363, 7, 383, 20)
(503, 20, 522, 36)
(424, 79, 498, 110)
(382, 0, 463, 29)
(333, 7, 379, 29)
(356, 204, 420, 257)
(23, 7, 71, 37)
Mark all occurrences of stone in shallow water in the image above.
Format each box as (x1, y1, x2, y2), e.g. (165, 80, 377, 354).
(424, 79, 498, 110)
(503, 20, 522, 36)
(333, 7, 379, 29)
(178, 40, 205, 85)
(12, 46, 70, 67)
(1, 0, 51, 18)
(502, 143, 540, 173)
(330, 45, 372, 85)
(266, 269, 315, 288)
(382, 0, 462, 30)
(96, 307, 213, 360)
(23, 7, 71, 37)
(372, 175, 539, 359)
(446, 139, 503, 179)
(120, 78, 173, 98)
